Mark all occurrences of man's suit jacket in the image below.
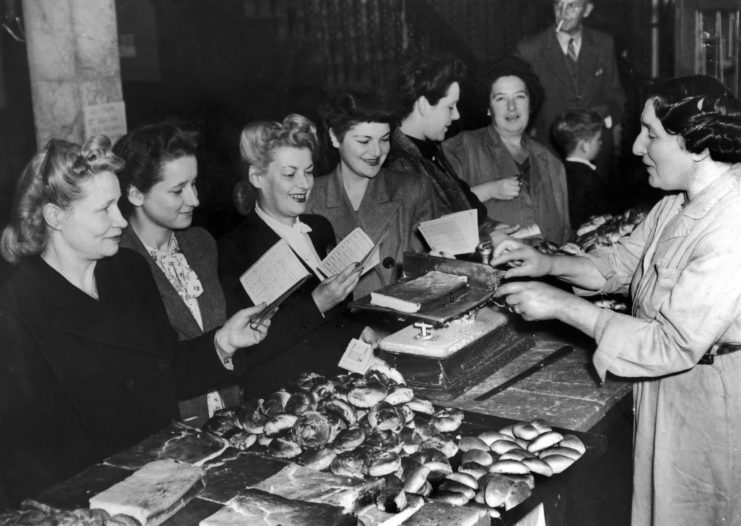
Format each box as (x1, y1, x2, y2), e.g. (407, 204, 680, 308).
(516, 26, 625, 144)
(0, 250, 243, 505)
(306, 167, 434, 299)
(218, 210, 363, 398)
(119, 227, 241, 426)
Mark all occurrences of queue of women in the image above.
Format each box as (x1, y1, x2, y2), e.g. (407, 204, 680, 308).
(1, 47, 740, 525)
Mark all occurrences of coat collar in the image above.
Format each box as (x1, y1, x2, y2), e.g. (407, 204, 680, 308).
(18, 253, 163, 355)
(317, 168, 401, 241)
(119, 227, 215, 338)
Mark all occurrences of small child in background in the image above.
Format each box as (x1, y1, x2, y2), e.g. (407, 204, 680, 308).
(552, 110, 608, 229)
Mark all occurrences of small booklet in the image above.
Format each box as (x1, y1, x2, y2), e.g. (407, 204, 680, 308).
(239, 239, 311, 306)
(370, 270, 468, 313)
(418, 209, 478, 255)
(317, 227, 386, 278)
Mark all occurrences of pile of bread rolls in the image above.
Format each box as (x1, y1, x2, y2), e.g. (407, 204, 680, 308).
(203, 369, 586, 519)
(202, 364, 455, 481)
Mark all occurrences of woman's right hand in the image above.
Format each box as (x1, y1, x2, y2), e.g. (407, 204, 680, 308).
(312, 264, 362, 313)
(490, 239, 553, 279)
(474, 177, 521, 201)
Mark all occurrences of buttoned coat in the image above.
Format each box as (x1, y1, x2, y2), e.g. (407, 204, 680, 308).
(516, 26, 625, 145)
(386, 129, 498, 236)
(119, 226, 241, 426)
(0, 250, 244, 506)
(442, 126, 572, 245)
(218, 210, 364, 398)
(585, 170, 741, 525)
(306, 167, 435, 299)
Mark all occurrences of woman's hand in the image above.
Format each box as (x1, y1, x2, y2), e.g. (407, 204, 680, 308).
(312, 264, 362, 313)
(495, 281, 601, 338)
(490, 239, 553, 279)
(472, 177, 521, 201)
(215, 303, 271, 354)
(494, 281, 572, 321)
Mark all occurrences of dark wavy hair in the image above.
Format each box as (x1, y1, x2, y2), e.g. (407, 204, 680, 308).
(476, 56, 545, 119)
(648, 75, 741, 164)
(394, 53, 467, 120)
(113, 122, 200, 218)
(317, 87, 395, 170)
(1, 136, 124, 262)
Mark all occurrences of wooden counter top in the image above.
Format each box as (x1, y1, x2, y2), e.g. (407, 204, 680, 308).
(439, 323, 632, 433)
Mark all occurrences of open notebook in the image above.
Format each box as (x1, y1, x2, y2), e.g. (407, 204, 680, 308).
(418, 209, 478, 255)
(239, 228, 387, 324)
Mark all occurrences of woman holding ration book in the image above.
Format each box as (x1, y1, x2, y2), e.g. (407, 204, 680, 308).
(307, 87, 436, 299)
(218, 114, 368, 398)
(0, 136, 267, 506)
(492, 75, 741, 526)
(114, 121, 243, 428)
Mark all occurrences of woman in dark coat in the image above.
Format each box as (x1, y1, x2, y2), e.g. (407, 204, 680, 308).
(114, 122, 241, 427)
(0, 137, 268, 506)
(219, 114, 364, 398)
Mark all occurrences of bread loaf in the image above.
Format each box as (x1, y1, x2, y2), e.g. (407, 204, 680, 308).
(89, 459, 203, 526)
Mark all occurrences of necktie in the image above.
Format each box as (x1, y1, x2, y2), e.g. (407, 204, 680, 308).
(566, 38, 578, 78)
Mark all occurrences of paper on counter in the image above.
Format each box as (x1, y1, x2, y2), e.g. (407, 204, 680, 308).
(418, 209, 478, 255)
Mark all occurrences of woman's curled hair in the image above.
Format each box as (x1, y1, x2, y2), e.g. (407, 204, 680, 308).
(649, 75, 741, 163)
(476, 56, 545, 119)
(1, 135, 123, 263)
(113, 121, 200, 218)
(239, 114, 318, 174)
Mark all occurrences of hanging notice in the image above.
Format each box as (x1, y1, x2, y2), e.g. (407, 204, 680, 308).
(83, 101, 127, 140)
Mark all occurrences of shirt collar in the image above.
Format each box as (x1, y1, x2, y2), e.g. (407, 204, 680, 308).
(255, 203, 312, 235)
(682, 168, 741, 220)
(566, 156, 597, 170)
(555, 28, 582, 54)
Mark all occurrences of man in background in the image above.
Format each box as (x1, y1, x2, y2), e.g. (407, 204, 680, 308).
(516, 0, 625, 179)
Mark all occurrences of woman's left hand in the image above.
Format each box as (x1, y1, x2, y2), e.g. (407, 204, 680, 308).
(495, 281, 573, 321)
(216, 304, 271, 354)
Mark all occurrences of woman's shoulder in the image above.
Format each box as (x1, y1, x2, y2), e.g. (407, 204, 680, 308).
(301, 213, 333, 233)
(444, 128, 488, 149)
(379, 168, 431, 196)
(178, 226, 216, 249)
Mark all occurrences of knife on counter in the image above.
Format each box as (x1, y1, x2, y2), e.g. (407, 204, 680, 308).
(474, 345, 574, 401)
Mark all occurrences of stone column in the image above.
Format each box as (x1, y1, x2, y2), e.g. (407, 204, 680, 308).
(22, 0, 124, 147)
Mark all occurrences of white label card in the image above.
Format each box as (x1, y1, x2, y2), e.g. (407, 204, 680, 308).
(338, 338, 376, 374)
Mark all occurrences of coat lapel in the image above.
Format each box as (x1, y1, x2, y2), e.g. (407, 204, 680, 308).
(176, 230, 224, 334)
(577, 28, 599, 96)
(543, 31, 576, 94)
(120, 229, 202, 339)
(23, 255, 162, 356)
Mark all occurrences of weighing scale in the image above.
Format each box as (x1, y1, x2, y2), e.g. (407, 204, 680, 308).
(350, 253, 535, 400)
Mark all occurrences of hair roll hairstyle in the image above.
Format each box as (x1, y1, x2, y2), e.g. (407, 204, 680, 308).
(113, 122, 200, 218)
(318, 87, 395, 169)
(394, 53, 467, 121)
(477, 55, 545, 120)
(239, 114, 318, 174)
(649, 75, 741, 164)
(1, 136, 123, 263)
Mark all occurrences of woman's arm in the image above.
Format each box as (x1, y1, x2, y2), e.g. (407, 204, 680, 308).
(491, 239, 608, 291)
